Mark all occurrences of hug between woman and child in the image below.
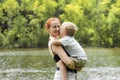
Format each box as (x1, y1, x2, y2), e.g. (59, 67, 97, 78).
(46, 18, 87, 80)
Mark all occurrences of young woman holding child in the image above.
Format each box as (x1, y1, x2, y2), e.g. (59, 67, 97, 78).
(45, 17, 87, 80)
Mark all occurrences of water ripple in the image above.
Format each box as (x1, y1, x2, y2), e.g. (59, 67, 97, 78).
(0, 67, 119, 80)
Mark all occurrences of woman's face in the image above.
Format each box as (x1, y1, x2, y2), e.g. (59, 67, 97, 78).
(49, 20, 60, 37)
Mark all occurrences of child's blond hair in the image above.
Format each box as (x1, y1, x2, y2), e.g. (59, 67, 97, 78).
(61, 22, 78, 37)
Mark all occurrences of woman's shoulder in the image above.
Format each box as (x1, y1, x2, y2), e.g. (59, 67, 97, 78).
(48, 42, 54, 58)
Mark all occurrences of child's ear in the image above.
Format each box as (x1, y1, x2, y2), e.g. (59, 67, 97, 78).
(64, 29, 67, 34)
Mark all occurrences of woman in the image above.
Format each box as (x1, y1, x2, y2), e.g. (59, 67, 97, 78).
(45, 18, 77, 80)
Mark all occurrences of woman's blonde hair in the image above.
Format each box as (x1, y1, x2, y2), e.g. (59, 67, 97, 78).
(61, 22, 78, 37)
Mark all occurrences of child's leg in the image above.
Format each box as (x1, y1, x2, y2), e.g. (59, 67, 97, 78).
(70, 57, 87, 71)
(57, 60, 67, 80)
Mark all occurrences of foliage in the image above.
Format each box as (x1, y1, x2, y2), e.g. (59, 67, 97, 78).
(0, 0, 120, 48)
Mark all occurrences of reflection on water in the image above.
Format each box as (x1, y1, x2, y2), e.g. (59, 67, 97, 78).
(78, 67, 120, 80)
(85, 48, 120, 67)
(0, 48, 120, 80)
(0, 69, 54, 80)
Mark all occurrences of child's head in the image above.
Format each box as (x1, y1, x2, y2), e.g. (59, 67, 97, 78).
(60, 22, 77, 37)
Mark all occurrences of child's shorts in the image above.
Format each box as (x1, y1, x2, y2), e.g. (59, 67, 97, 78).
(70, 57, 87, 68)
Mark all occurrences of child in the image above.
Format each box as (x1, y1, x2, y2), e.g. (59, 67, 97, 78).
(51, 22, 87, 80)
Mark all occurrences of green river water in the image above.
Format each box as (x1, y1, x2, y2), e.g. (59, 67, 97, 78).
(0, 48, 120, 80)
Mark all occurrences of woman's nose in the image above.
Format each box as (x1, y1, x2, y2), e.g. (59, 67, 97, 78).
(57, 27, 60, 31)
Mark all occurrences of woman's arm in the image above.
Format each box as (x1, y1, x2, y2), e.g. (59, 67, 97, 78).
(52, 45, 75, 69)
(51, 40, 62, 46)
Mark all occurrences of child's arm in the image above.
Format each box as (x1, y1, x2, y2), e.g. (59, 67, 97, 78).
(51, 40, 62, 46)
(57, 60, 67, 80)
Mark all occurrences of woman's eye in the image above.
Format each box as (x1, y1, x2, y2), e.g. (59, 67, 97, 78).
(53, 25, 59, 29)
(53, 26, 56, 28)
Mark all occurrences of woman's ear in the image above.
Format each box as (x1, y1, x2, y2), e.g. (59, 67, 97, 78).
(46, 28, 50, 33)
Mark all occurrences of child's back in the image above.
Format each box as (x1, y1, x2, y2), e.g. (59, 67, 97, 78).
(60, 36, 87, 60)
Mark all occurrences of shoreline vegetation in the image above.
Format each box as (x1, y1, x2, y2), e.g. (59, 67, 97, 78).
(0, 0, 120, 48)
